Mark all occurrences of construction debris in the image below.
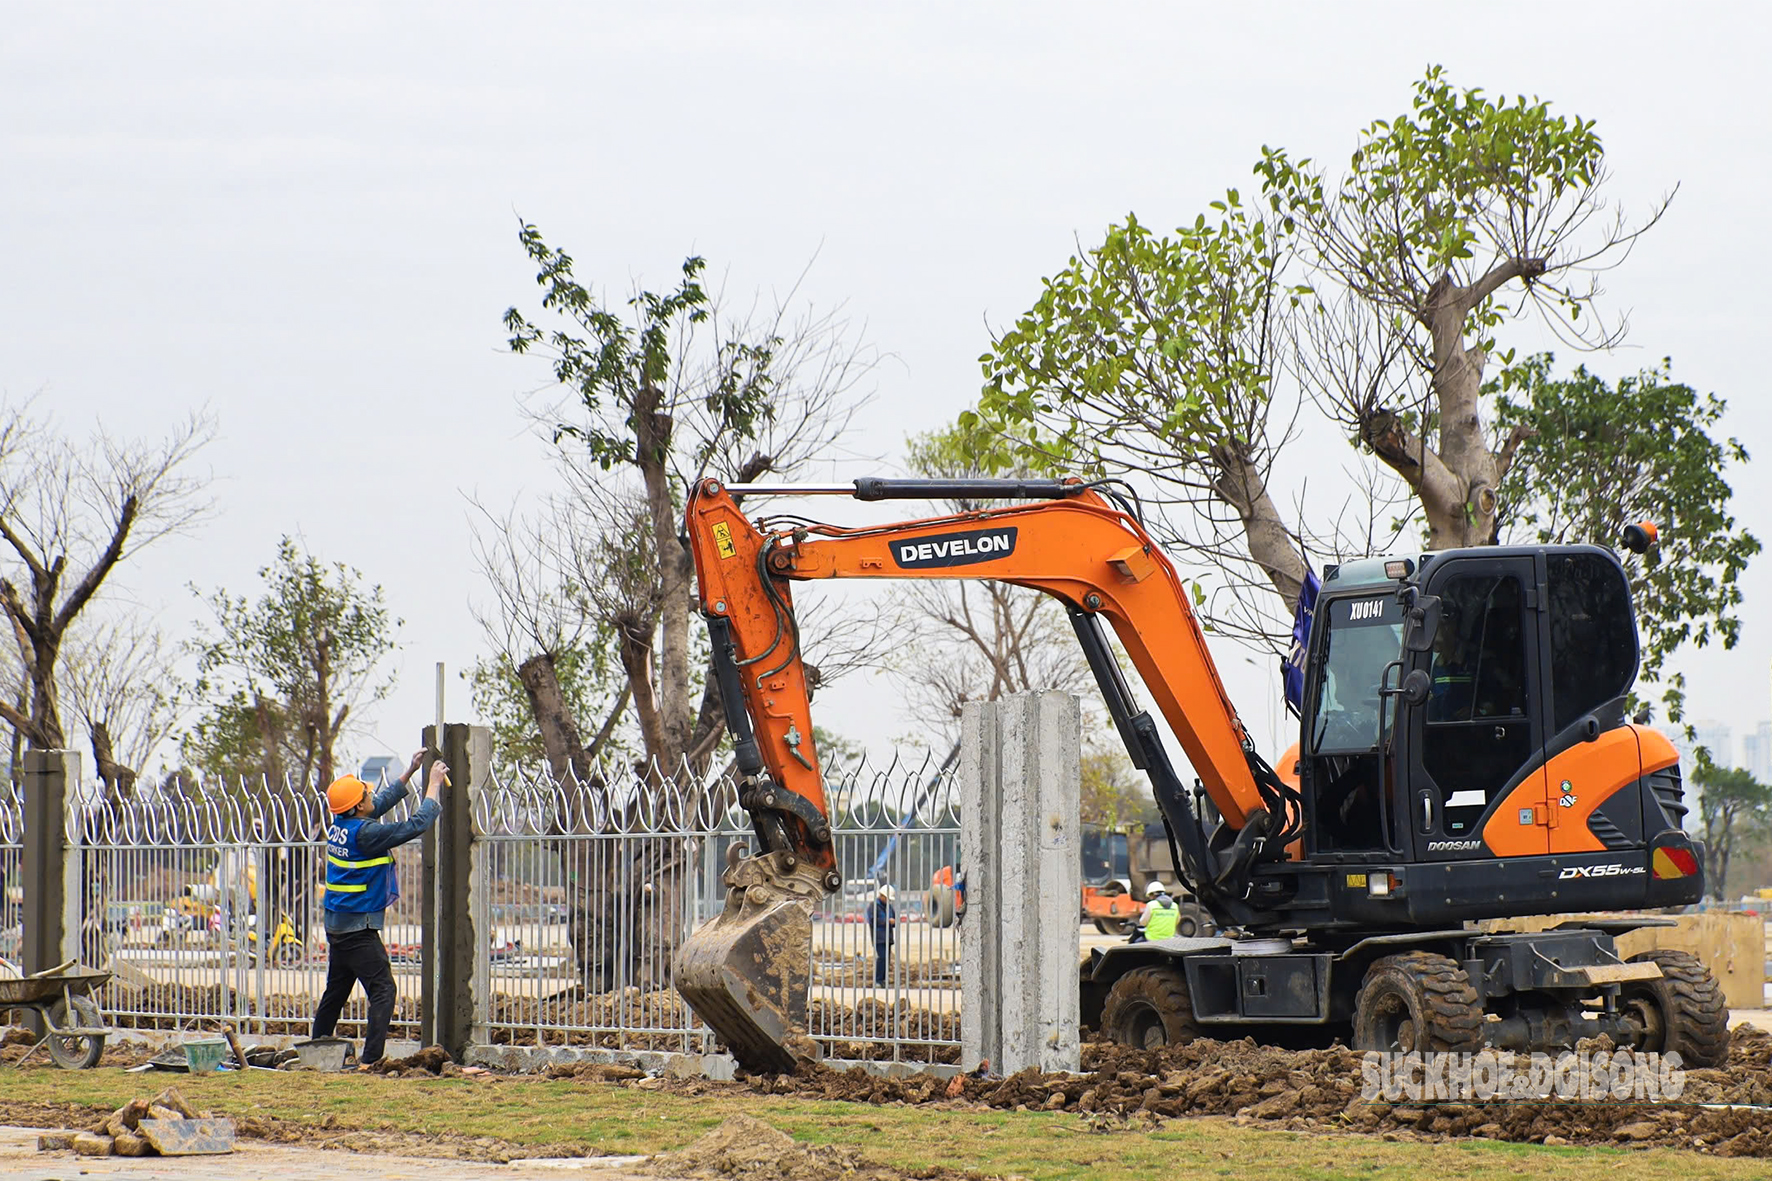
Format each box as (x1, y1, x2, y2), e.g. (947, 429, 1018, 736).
(36, 1086, 234, 1159)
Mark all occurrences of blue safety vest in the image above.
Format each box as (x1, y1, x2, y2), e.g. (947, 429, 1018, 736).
(324, 817, 397, 914)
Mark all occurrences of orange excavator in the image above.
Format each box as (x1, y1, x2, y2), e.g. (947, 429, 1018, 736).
(674, 478, 1724, 1072)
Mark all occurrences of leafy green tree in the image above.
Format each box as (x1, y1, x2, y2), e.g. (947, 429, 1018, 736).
(496, 227, 878, 990)
(974, 68, 1666, 638)
(497, 226, 876, 785)
(1268, 66, 1664, 553)
(1079, 743, 1156, 828)
(1495, 356, 1759, 721)
(1693, 756, 1771, 901)
(184, 537, 399, 792)
(974, 204, 1308, 642)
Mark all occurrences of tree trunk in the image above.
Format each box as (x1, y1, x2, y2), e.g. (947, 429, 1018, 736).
(28, 639, 66, 750)
(89, 721, 136, 803)
(633, 382, 692, 772)
(516, 652, 595, 785)
(1422, 296, 1501, 549)
(1210, 443, 1308, 606)
(254, 694, 285, 787)
(314, 630, 335, 788)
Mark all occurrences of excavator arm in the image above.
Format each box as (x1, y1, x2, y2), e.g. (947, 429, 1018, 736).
(674, 477, 1298, 1071)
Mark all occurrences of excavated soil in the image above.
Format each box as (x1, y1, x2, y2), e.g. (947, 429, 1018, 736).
(644, 1028, 1772, 1157)
(644, 1114, 969, 1181)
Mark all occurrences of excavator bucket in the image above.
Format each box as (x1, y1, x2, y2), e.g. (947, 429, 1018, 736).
(673, 849, 827, 1074)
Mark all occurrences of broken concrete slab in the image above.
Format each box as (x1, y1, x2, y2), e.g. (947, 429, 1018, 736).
(138, 1117, 235, 1156)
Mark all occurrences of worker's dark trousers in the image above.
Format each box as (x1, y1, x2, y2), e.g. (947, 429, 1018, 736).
(312, 927, 397, 1063)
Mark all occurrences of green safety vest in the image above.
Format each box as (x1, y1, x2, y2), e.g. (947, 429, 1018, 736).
(1143, 898, 1180, 940)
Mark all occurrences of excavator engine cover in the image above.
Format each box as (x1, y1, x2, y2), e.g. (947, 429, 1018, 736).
(673, 849, 826, 1073)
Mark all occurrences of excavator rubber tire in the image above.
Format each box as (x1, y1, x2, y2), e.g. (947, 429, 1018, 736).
(928, 886, 958, 930)
(1353, 951, 1484, 1054)
(1623, 948, 1730, 1068)
(1101, 966, 1199, 1050)
(1174, 904, 1215, 939)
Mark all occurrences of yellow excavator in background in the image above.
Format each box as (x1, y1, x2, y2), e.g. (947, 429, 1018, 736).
(675, 477, 1723, 1072)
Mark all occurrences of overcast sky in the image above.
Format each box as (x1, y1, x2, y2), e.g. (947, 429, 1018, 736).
(4, 3, 1769, 775)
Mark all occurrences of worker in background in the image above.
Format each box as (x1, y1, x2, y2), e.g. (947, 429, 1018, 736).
(311, 750, 446, 1066)
(1131, 881, 1180, 944)
(865, 884, 897, 986)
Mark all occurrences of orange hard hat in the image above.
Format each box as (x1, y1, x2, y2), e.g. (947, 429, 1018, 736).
(326, 775, 370, 815)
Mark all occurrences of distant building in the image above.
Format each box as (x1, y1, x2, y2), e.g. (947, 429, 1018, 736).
(1743, 721, 1772, 785)
(359, 756, 400, 786)
(1688, 719, 1733, 769)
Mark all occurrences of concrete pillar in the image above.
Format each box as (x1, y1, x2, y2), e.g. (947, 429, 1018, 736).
(419, 726, 440, 1047)
(429, 723, 491, 1059)
(959, 692, 1081, 1075)
(21, 749, 82, 978)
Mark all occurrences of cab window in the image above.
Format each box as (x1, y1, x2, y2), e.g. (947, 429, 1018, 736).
(1427, 575, 1527, 722)
(1423, 572, 1531, 833)
(1547, 553, 1636, 733)
(1309, 595, 1404, 754)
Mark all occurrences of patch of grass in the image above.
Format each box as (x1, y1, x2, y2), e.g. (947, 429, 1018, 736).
(1, 1067, 1759, 1181)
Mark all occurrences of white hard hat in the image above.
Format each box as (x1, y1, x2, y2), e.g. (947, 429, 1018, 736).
(880, 885, 896, 900)
(1145, 881, 1170, 899)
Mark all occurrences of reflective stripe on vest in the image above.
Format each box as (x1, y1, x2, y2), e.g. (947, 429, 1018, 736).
(327, 854, 393, 870)
(324, 816, 398, 913)
(1144, 899, 1180, 941)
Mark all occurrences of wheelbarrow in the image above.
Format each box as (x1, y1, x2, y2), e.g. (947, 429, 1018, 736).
(0, 959, 113, 1069)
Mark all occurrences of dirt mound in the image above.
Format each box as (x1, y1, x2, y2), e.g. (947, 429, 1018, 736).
(645, 1115, 959, 1181)
(368, 1045, 453, 1077)
(708, 1027, 1772, 1156)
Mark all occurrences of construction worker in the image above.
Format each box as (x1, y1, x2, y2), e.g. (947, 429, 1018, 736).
(865, 884, 897, 986)
(311, 750, 446, 1066)
(1134, 882, 1180, 943)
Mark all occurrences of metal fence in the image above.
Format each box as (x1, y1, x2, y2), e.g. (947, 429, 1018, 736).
(71, 776, 427, 1044)
(474, 750, 961, 1062)
(11, 752, 963, 1062)
(1, 783, 21, 971)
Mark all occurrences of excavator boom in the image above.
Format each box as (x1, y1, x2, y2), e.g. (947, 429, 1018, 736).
(675, 477, 1291, 1071)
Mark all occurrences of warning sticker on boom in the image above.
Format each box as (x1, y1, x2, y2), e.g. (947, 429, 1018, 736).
(712, 522, 737, 559)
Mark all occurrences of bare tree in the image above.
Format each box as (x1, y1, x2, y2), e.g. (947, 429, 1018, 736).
(0, 404, 212, 761)
(60, 612, 186, 796)
(887, 424, 1093, 741)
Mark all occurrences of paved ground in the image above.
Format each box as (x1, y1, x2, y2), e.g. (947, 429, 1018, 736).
(1, 1126, 648, 1181)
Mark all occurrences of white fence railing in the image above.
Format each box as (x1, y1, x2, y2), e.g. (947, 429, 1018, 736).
(0, 783, 21, 971)
(474, 753, 961, 1061)
(13, 752, 962, 1062)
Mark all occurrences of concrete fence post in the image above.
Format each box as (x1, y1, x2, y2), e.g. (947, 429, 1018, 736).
(959, 691, 1081, 1075)
(432, 723, 491, 1058)
(22, 750, 83, 1034)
